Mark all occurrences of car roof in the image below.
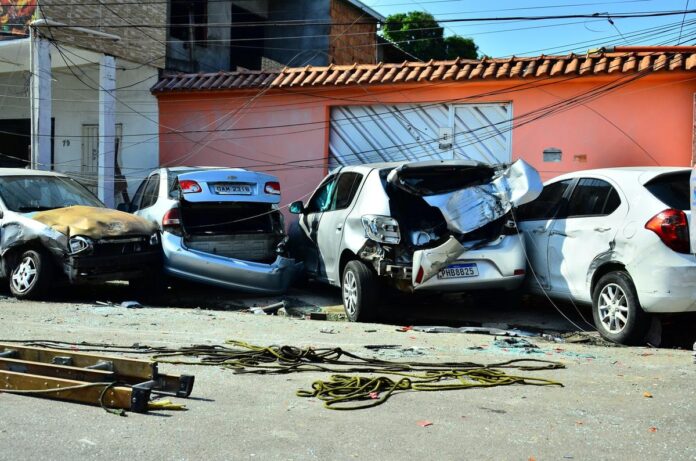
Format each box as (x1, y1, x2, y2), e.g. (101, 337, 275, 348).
(549, 166, 691, 185)
(0, 168, 68, 177)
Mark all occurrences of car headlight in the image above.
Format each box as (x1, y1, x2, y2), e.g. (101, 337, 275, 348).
(69, 236, 93, 255)
(149, 233, 160, 246)
(361, 215, 401, 244)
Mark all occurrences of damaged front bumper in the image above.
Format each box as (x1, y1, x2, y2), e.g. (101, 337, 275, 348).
(64, 250, 161, 283)
(161, 232, 302, 294)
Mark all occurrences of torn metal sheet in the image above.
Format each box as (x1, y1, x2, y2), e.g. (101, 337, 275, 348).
(31, 205, 156, 239)
(421, 160, 542, 235)
(412, 236, 469, 286)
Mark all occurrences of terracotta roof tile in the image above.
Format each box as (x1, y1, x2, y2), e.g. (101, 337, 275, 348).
(152, 49, 696, 93)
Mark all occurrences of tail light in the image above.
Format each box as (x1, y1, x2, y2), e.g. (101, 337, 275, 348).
(415, 266, 425, 284)
(645, 209, 690, 254)
(162, 207, 181, 228)
(264, 181, 281, 195)
(179, 179, 202, 194)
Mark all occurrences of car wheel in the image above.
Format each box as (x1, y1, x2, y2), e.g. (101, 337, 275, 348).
(592, 271, 650, 345)
(342, 260, 378, 322)
(9, 249, 52, 299)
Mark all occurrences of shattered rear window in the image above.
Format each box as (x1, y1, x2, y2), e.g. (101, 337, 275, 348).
(644, 172, 690, 211)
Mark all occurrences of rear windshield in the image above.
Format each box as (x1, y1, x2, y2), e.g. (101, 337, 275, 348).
(644, 172, 690, 210)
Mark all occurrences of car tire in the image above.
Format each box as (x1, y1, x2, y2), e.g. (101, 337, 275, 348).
(9, 249, 52, 300)
(592, 271, 650, 345)
(342, 260, 379, 322)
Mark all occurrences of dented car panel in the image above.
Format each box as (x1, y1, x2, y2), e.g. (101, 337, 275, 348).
(133, 167, 300, 294)
(518, 167, 696, 344)
(291, 159, 540, 308)
(413, 235, 526, 291)
(0, 170, 160, 295)
(161, 232, 301, 294)
(32, 206, 156, 239)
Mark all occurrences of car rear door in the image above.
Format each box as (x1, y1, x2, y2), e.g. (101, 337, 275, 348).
(546, 177, 627, 300)
(516, 179, 574, 291)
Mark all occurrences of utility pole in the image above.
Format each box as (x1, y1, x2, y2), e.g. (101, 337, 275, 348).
(29, 19, 120, 206)
(29, 25, 52, 171)
(98, 55, 116, 208)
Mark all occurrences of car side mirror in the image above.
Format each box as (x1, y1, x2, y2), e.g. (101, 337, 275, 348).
(288, 200, 304, 214)
(116, 202, 130, 212)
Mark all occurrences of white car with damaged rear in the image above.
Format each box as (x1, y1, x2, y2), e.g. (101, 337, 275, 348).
(517, 167, 695, 345)
(288, 159, 542, 321)
(127, 167, 301, 294)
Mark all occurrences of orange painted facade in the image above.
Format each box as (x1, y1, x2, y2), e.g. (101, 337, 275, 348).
(157, 72, 696, 208)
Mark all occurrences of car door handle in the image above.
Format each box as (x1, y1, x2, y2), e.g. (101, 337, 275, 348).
(594, 227, 612, 232)
(532, 226, 546, 234)
(336, 224, 343, 232)
(549, 230, 569, 237)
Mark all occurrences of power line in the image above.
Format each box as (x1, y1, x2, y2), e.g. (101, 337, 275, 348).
(9, 9, 696, 29)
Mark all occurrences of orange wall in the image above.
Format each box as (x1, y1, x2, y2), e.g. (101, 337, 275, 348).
(158, 72, 696, 209)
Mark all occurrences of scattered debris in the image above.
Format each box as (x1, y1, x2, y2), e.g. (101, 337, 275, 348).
(309, 312, 328, 321)
(396, 326, 413, 332)
(643, 391, 653, 398)
(249, 301, 286, 315)
(364, 345, 400, 350)
(120, 301, 143, 309)
(416, 420, 433, 427)
(413, 325, 538, 337)
(364, 329, 377, 333)
(561, 332, 617, 347)
(493, 337, 542, 354)
(320, 328, 337, 334)
(648, 426, 658, 433)
(693, 341, 696, 364)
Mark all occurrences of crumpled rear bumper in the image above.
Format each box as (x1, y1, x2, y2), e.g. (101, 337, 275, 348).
(162, 232, 302, 294)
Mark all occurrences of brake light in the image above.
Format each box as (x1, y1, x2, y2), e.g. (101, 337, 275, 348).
(415, 266, 424, 284)
(645, 209, 690, 254)
(179, 179, 202, 194)
(162, 207, 181, 228)
(264, 181, 281, 195)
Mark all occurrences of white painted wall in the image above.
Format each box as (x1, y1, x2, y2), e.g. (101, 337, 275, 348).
(0, 57, 159, 197)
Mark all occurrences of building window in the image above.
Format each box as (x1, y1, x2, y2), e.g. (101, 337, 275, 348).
(170, 0, 207, 45)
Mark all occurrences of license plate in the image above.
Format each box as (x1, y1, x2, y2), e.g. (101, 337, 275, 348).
(437, 263, 479, 279)
(213, 183, 252, 195)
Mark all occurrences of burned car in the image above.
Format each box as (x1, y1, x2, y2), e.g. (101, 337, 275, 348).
(0, 169, 160, 299)
(289, 159, 542, 321)
(129, 167, 300, 294)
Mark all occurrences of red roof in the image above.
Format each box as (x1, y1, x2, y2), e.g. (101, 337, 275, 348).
(152, 50, 696, 94)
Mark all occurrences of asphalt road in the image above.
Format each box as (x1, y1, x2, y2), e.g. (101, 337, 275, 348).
(0, 285, 695, 461)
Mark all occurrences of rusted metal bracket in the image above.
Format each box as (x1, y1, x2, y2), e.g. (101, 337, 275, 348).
(0, 343, 195, 413)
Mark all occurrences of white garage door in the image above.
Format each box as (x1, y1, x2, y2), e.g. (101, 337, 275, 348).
(329, 103, 512, 168)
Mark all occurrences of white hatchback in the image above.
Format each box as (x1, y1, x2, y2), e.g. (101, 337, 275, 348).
(517, 167, 694, 344)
